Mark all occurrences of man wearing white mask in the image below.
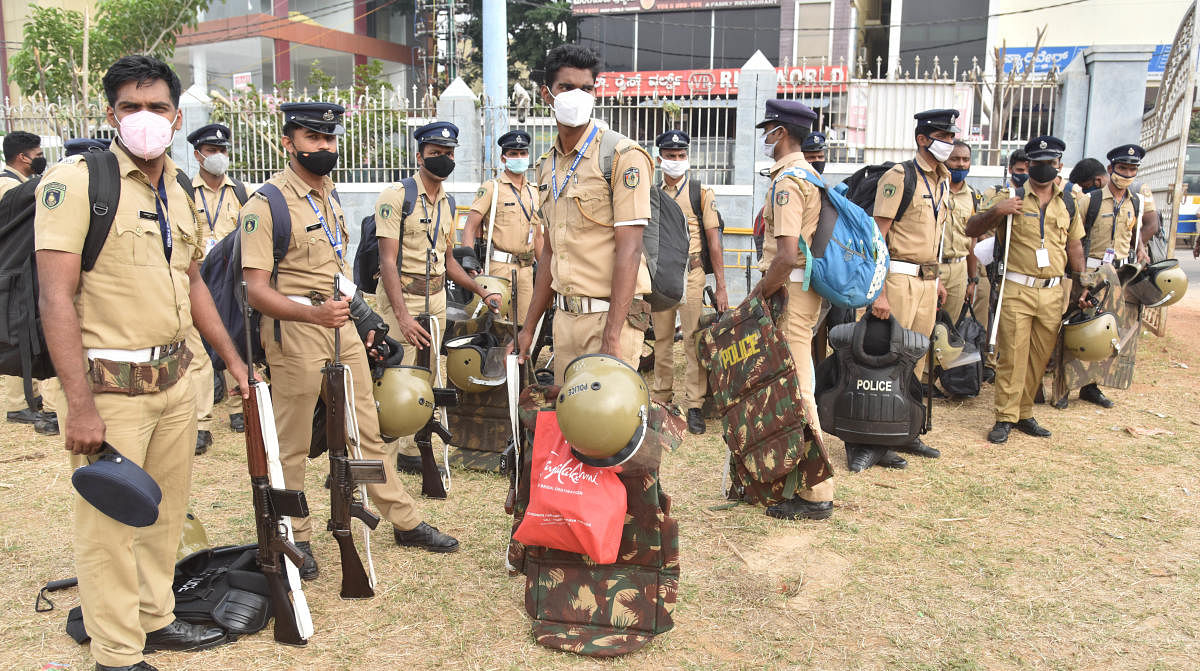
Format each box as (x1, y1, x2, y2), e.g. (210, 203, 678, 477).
(649, 129, 727, 434)
(183, 123, 251, 448)
(35, 55, 250, 670)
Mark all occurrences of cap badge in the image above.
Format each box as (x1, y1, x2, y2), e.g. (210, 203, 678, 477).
(216, 130, 224, 140)
(672, 134, 680, 143)
(441, 128, 451, 138)
(322, 110, 335, 121)
(1128, 147, 1135, 155)
(1039, 140, 1047, 149)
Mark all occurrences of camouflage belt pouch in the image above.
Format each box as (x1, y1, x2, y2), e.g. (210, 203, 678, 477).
(515, 251, 536, 267)
(698, 295, 832, 505)
(88, 344, 193, 395)
(688, 253, 703, 272)
(402, 273, 446, 296)
(447, 385, 510, 472)
(508, 388, 683, 657)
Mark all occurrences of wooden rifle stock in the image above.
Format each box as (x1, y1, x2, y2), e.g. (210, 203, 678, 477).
(414, 311, 448, 499)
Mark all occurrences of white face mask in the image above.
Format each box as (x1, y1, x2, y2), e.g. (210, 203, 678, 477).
(551, 88, 595, 127)
(927, 137, 954, 163)
(660, 159, 688, 178)
(504, 156, 529, 174)
(201, 152, 229, 176)
(759, 128, 780, 160)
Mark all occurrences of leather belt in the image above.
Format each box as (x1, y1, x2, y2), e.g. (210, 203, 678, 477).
(941, 256, 968, 264)
(1086, 257, 1124, 269)
(890, 260, 939, 279)
(86, 341, 185, 364)
(402, 273, 446, 296)
(490, 249, 535, 267)
(1004, 271, 1062, 288)
(556, 295, 611, 314)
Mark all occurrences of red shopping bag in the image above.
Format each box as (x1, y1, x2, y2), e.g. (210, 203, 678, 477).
(513, 411, 627, 564)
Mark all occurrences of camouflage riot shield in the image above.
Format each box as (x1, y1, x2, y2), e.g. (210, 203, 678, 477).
(1053, 264, 1143, 403)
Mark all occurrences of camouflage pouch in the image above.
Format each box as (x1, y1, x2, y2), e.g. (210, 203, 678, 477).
(625, 298, 652, 331)
(88, 344, 193, 395)
(699, 295, 832, 506)
(447, 385, 510, 472)
(402, 272, 446, 296)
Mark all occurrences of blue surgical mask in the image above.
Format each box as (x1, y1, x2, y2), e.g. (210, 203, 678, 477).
(1010, 173, 1029, 188)
(950, 168, 969, 183)
(505, 157, 529, 174)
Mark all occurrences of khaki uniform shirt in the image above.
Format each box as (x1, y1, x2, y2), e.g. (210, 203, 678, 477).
(192, 173, 242, 251)
(942, 186, 976, 259)
(875, 154, 950, 264)
(983, 183, 1084, 279)
(1085, 186, 1143, 259)
(759, 152, 821, 272)
(469, 171, 538, 256)
(34, 143, 203, 349)
(241, 164, 347, 296)
(0, 169, 26, 200)
(660, 174, 720, 257)
(375, 176, 455, 277)
(534, 121, 652, 298)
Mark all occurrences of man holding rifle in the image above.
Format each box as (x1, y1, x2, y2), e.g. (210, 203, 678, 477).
(242, 102, 458, 584)
(966, 136, 1088, 444)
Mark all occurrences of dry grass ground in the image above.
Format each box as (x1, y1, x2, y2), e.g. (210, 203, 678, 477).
(3, 293, 1199, 671)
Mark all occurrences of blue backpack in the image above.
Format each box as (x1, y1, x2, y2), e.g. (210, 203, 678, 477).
(200, 184, 340, 370)
(773, 167, 890, 309)
(352, 176, 455, 294)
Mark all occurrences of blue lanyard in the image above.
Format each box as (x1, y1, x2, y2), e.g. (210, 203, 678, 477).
(918, 169, 946, 221)
(198, 185, 227, 234)
(508, 182, 532, 222)
(304, 193, 342, 263)
(551, 126, 599, 201)
(419, 194, 444, 262)
(663, 176, 688, 198)
(1111, 190, 1129, 241)
(154, 176, 173, 262)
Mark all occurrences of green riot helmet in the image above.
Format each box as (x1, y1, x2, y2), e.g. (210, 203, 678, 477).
(1127, 259, 1188, 308)
(177, 510, 210, 561)
(465, 275, 513, 322)
(374, 366, 434, 439)
(1062, 310, 1119, 361)
(556, 354, 649, 468)
(931, 310, 979, 369)
(445, 332, 507, 393)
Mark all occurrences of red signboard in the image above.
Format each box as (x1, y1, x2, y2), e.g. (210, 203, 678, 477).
(571, 0, 778, 15)
(594, 66, 848, 97)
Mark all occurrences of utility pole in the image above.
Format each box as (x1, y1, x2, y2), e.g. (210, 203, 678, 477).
(446, 0, 457, 81)
(482, 0, 508, 176)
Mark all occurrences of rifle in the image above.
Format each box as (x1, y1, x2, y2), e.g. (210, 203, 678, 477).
(503, 269, 522, 515)
(323, 278, 387, 599)
(987, 183, 1014, 355)
(240, 281, 312, 646)
(414, 249, 457, 499)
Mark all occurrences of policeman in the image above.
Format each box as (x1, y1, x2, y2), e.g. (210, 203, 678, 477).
(801, 131, 827, 174)
(515, 44, 654, 380)
(750, 99, 842, 520)
(649, 129, 727, 435)
(973, 149, 1031, 339)
(64, 137, 112, 156)
(36, 55, 247, 670)
(940, 140, 980, 325)
(1066, 158, 1106, 198)
(965, 136, 1087, 443)
(243, 103, 460, 579)
(182, 123, 248, 453)
(462, 129, 541, 326)
(870, 109, 957, 460)
(375, 121, 500, 472)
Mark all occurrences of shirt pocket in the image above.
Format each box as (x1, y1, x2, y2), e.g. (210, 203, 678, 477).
(111, 212, 163, 267)
(570, 184, 611, 229)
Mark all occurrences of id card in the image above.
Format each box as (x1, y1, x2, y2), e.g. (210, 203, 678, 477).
(1035, 247, 1050, 268)
(206, 238, 217, 254)
(1102, 247, 1115, 265)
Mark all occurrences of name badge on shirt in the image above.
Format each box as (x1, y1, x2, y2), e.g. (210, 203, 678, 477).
(1103, 248, 1115, 265)
(1035, 247, 1050, 268)
(138, 210, 158, 221)
(305, 223, 322, 232)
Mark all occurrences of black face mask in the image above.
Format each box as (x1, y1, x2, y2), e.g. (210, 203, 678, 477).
(1083, 183, 1102, 194)
(295, 150, 339, 176)
(422, 154, 455, 179)
(810, 161, 826, 175)
(1028, 163, 1059, 184)
(29, 156, 47, 175)
(1010, 173, 1029, 188)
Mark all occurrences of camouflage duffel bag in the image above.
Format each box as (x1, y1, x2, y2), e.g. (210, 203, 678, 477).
(446, 385, 510, 472)
(698, 294, 832, 506)
(506, 385, 684, 657)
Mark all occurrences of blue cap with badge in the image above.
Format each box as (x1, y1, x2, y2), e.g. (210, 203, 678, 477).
(801, 131, 827, 152)
(187, 123, 232, 148)
(280, 102, 345, 136)
(414, 121, 459, 147)
(71, 443, 162, 527)
(914, 108, 960, 134)
(64, 138, 112, 157)
(756, 99, 818, 130)
(497, 129, 530, 150)
(655, 130, 690, 149)
(1024, 135, 1066, 161)
(1107, 144, 1145, 165)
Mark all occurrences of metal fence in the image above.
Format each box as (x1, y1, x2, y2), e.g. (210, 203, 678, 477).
(0, 96, 115, 163)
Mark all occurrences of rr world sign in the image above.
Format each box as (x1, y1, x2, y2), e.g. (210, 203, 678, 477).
(594, 66, 848, 97)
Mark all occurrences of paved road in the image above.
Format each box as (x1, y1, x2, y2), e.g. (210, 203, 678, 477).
(1176, 247, 1200, 285)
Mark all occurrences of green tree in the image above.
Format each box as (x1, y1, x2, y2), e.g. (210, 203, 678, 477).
(9, 7, 91, 100)
(462, 1, 578, 95)
(1190, 108, 1200, 144)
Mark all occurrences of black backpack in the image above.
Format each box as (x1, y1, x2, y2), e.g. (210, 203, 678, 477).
(1081, 185, 1141, 262)
(687, 180, 725, 275)
(0, 152, 120, 406)
(352, 176, 456, 294)
(937, 303, 986, 398)
(200, 184, 340, 370)
(840, 160, 917, 218)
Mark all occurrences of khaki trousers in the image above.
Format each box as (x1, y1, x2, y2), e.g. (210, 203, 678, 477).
(779, 281, 834, 503)
(488, 260, 535, 327)
(379, 288, 447, 458)
(2, 375, 37, 412)
(184, 328, 215, 431)
(886, 274, 938, 380)
(650, 267, 707, 409)
(938, 259, 968, 323)
(67, 373, 195, 667)
(552, 310, 645, 383)
(994, 281, 1063, 422)
(263, 317, 422, 540)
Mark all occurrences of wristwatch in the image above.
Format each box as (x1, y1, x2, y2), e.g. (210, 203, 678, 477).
(968, 276, 979, 285)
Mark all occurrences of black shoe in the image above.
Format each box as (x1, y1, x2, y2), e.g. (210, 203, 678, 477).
(293, 540, 319, 580)
(982, 366, 995, 384)
(142, 619, 227, 653)
(1079, 383, 1114, 409)
(1052, 396, 1069, 410)
(765, 498, 833, 521)
(1015, 417, 1052, 438)
(230, 413, 245, 433)
(34, 412, 59, 436)
(396, 453, 423, 474)
(877, 449, 908, 469)
(394, 522, 460, 553)
(97, 663, 159, 671)
(194, 430, 212, 456)
(846, 445, 882, 472)
(6, 407, 40, 424)
(897, 437, 940, 459)
(988, 421, 1013, 444)
(686, 408, 705, 435)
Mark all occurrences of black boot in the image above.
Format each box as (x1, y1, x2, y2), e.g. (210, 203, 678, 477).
(988, 421, 1013, 444)
(6, 407, 39, 424)
(846, 445, 882, 472)
(394, 522, 459, 553)
(686, 408, 705, 435)
(34, 411, 59, 436)
(1015, 417, 1052, 437)
(396, 453, 423, 474)
(97, 663, 159, 671)
(877, 449, 908, 469)
(229, 412, 245, 433)
(293, 540, 319, 580)
(897, 437, 940, 459)
(1079, 383, 1114, 408)
(142, 619, 227, 653)
(194, 430, 212, 456)
(765, 498, 833, 521)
